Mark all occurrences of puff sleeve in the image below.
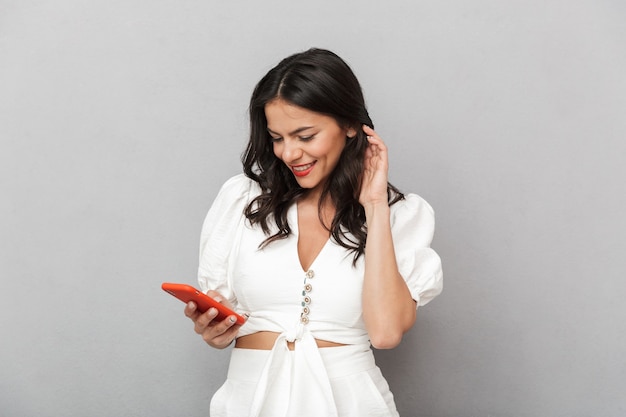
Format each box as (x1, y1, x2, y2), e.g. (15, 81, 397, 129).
(390, 194, 443, 307)
(197, 174, 256, 307)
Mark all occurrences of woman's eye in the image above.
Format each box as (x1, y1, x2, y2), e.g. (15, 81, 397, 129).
(270, 136, 283, 143)
(299, 135, 314, 142)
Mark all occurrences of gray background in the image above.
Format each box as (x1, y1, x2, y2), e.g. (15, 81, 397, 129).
(1, 1, 625, 416)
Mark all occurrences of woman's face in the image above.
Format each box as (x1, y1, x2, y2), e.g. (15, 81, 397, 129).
(265, 99, 355, 195)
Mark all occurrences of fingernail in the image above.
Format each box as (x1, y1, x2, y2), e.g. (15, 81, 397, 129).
(208, 308, 217, 316)
(229, 316, 236, 323)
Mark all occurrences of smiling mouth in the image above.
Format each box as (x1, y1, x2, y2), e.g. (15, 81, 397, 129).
(291, 161, 316, 177)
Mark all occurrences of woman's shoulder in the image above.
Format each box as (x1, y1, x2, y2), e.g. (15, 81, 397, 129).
(213, 173, 261, 204)
(389, 193, 436, 247)
(219, 173, 258, 194)
(200, 174, 260, 251)
(390, 193, 435, 223)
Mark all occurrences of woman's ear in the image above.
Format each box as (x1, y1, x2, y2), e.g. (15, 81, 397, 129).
(346, 127, 357, 139)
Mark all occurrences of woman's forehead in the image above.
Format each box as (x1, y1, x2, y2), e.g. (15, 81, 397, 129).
(265, 99, 334, 132)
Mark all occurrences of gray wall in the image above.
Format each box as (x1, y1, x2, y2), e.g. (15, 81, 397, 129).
(2, 1, 625, 416)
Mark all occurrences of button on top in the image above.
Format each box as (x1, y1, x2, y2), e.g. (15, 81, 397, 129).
(299, 270, 315, 325)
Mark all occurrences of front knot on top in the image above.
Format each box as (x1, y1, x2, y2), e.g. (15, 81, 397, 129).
(284, 322, 305, 343)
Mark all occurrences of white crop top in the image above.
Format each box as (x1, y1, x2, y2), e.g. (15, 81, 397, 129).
(198, 174, 442, 345)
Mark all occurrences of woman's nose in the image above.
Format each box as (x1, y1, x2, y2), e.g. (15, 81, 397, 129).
(281, 139, 303, 162)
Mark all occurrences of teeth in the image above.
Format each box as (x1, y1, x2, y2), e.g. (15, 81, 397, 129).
(293, 163, 314, 172)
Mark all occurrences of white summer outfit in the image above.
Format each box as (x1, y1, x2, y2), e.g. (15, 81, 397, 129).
(198, 174, 443, 417)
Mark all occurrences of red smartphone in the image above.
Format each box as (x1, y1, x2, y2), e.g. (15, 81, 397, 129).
(161, 282, 246, 325)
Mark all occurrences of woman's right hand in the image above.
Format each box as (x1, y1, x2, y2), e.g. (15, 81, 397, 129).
(184, 290, 246, 349)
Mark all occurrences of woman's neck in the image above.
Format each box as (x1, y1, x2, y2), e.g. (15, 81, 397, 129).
(298, 190, 335, 230)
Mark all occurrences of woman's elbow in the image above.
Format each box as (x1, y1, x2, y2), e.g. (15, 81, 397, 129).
(370, 331, 404, 349)
(368, 310, 416, 349)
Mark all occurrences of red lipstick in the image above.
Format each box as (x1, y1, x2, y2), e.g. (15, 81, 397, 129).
(291, 161, 316, 177)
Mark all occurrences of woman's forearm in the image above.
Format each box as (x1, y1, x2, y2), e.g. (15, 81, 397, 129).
(361, 202, 417, 349)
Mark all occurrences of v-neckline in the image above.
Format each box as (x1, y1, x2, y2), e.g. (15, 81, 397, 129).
(291, 203, 331, 273)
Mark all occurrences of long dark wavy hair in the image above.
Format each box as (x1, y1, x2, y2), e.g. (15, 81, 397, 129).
(242, 48, 404, 264)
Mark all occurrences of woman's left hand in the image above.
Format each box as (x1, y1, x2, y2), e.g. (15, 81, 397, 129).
(359, 125, 390, 208)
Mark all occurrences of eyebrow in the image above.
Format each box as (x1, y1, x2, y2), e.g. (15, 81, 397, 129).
(267, 126, 314, 136)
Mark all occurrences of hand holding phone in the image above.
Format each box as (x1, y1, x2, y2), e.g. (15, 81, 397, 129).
(161, 282, 246, 325)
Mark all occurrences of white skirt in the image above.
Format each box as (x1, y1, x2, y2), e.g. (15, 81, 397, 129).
(210, 342, 399, 417)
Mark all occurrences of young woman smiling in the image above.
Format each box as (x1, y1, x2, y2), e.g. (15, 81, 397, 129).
(183, 48, 443, 417)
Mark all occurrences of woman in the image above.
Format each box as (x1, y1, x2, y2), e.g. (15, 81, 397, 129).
(184, 48, 442, 417)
